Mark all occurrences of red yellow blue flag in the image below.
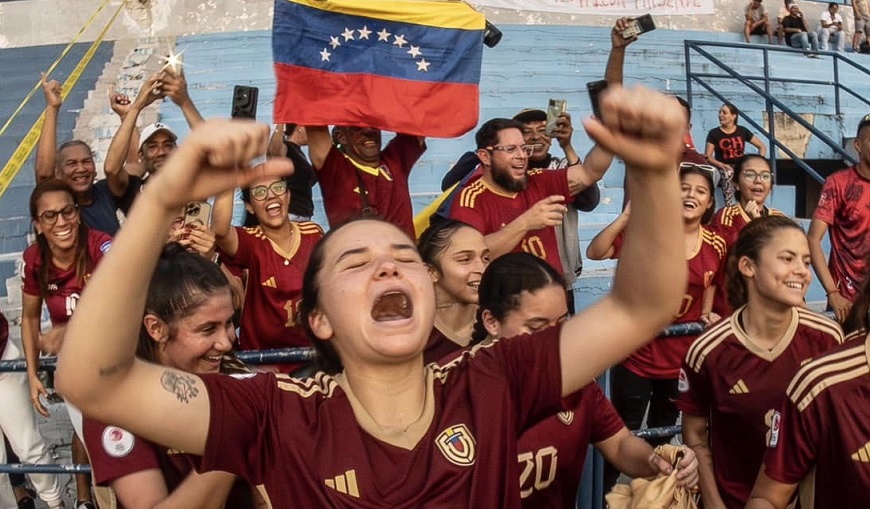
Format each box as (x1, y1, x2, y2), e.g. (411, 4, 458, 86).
(272, 0, 485, 138)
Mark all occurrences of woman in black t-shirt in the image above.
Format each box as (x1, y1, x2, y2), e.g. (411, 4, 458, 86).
(705, 104, 767, 205)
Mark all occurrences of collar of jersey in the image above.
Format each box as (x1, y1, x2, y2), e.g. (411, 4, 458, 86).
(343, 154, 381, 177)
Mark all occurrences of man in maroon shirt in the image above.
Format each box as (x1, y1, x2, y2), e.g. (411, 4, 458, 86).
(307, 126, 425, 238)
(447, 118, 612, 275)
(808, 113, 870, 322)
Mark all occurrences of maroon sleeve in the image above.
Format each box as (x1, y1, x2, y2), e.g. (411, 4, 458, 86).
(762, 397, 819, 484)
(21, 246, 40, 297)
(83, 418, 161, 486)
(675, 360, 711, 416)
(198, 373, 277, 483)
(217, 227, 254, 267)
(382, 134, 426, 179)
(88, 230, 113, 265)
(588, 384, 626, 443)
(813, 174, 839, 225)
(489, 325, 564, 432)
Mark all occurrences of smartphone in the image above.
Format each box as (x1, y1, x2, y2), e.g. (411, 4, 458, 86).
(545, 99, 567, 136)
(587, 80, 608, 119)
(231, 85, 259, 119)
(622, 14, 656, 39)
(183, 201, 212, 229)
(164, 52, 183, 76)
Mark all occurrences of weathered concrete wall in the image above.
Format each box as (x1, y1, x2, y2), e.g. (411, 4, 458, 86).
(0, 0, 841, 48)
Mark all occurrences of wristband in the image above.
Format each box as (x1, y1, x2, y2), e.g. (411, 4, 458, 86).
(826, 289, 840, 296)
(566, 158, 581, 166)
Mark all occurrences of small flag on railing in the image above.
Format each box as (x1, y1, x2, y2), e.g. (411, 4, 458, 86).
(272, 0, 485, 138)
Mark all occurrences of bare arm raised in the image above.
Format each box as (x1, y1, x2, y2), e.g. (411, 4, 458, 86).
(55, 120, 293, 455)
(559, 86, 687, 395)
(35, 73, 62, 183)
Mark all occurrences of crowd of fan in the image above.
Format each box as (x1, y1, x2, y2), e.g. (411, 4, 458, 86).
(1, 14, 870, 509)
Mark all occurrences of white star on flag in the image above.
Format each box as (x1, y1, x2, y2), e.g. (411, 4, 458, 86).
(407, 45, 421, 58)
(320, 48, 331, 62)
(329, 36, 341, 49)
(358, 26, 372, 39)
(377, 28, 391, 41)
(393, 34, 407, 48)
(342, 27, 355, 41)
(416, 58, 430, 72)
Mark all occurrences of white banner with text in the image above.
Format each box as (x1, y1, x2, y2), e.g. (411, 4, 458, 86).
(471, 0, 715, 16)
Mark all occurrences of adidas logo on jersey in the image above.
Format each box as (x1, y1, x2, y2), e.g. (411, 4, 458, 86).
(729, 379, 749, 394)
(325, 469, 360, 498)
(852, 442, 870, 462)
(262, 276, 277, 288)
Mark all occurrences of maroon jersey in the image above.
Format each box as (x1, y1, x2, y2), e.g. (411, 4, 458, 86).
(677, 307, 842, 508)
(83, 418, 252, 509)
(422, 326, 466, 365)
(518, 383, 624, 509)
(813, 166, 870, 301)
(763, 334, 870, 509)
(618, 227, 726, 379)
(318, 135, 424, 238)
(0, 312, 9, 362)
(198, 326, 564, 508)
(22, 229, 111, 325)
(219, 222, 322, 352)
(448, 169, 572, 275)
(708, 205, 784, 316)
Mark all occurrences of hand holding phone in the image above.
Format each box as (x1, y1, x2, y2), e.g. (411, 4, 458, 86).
(622, 14, 656, 39)
(183, 201, 212, 229)
(546, 99, 567, 136)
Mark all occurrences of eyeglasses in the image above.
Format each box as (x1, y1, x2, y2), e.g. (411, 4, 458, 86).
(487, 144, 535, 158)
(249, 180, 288, 201)
(741, 170, 773, 182)
(37, 204, 78, 225)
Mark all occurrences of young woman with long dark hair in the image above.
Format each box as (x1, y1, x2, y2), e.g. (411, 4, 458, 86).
(679, 216, 842, 509)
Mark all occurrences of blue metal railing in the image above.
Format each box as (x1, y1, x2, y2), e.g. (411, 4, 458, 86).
(685, 40, 870, 183)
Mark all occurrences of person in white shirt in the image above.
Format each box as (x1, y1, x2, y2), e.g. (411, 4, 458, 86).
(818, 2, 845, 52)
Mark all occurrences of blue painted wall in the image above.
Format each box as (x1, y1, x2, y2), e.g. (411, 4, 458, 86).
(0, 41, 114, 283)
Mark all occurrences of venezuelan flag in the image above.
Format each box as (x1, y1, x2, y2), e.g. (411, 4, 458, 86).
(272, 0, 484, 138)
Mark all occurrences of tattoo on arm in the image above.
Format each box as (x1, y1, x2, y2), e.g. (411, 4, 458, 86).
(161, 371, 200, 404)
(99, 357, 134, 377)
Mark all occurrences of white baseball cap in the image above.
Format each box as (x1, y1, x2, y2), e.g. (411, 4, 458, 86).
(139, 122, 177, 151)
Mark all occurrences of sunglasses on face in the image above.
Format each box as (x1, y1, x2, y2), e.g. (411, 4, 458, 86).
(38, 204, 78, 225)
(249, 180, 288, 201)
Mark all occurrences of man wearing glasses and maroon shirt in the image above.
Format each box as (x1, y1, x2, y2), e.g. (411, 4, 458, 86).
(447, 117, 612, 277)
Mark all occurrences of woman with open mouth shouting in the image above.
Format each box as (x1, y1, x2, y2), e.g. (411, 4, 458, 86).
(212, 170, 323, 373)
(588, 162, 726, 491)
(678, 215, 843, 509)
(709, 154, 784, 317)
(56, 85, 690, 508)
(417, 219, 490, 364)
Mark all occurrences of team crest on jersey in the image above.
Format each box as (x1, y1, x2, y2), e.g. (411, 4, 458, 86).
(678, 368, 689, 393)
(102, 426, 135, 458)
(557, 411, 574, 425)
(435, 424, 476, 466)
